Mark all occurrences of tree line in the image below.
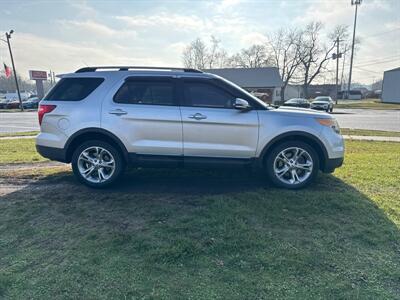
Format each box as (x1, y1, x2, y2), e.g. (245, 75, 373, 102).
(182, 22, 355, 100)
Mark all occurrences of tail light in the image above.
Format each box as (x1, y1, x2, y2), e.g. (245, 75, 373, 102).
(38, 104, 56, 125)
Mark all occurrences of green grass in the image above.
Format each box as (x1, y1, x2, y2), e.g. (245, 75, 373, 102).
(0, 138, 46, 164)
(341, 128, 400, 137)
(0, 141, 399, 299)
(335, 99, 400, 110)
(0, 131, 39, 138)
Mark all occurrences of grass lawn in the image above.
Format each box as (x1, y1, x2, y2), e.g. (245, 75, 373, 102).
(0, 138, 46, 164)
(341, 128, 400, 137)
(335, 99, 400, 110)
(0, 140, 399, 299)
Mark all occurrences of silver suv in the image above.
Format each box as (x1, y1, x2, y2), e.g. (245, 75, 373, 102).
(36, 66, 344, 189)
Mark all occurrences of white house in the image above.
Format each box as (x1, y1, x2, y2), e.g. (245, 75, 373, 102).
(204, 67, 283, 103)
(382, 67, 400, 103)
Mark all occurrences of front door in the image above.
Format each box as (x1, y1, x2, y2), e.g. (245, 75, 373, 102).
(180, 79, 259, 159)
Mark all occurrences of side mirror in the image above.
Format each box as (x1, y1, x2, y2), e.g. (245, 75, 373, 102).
(233, 98, 251, 111)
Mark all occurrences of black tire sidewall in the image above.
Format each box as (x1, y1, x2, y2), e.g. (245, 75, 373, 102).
(265, 141, 319, 189)
(71, 140, 124, 188)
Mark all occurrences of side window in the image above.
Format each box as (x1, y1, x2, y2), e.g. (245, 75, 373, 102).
(44, 78, 104, 101)
(183, 81, 235, 108)
(114, 80, 175, 106)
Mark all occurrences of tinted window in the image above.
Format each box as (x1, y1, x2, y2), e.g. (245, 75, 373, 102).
(114, 81, 175, 105)
(184, 81, 235, 108)
(44, 78, 104, 101)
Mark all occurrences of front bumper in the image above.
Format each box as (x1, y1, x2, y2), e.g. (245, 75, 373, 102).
(36, 145, 68, 163)
(322, 157, 344, 173)
(311, 106, 328, 111)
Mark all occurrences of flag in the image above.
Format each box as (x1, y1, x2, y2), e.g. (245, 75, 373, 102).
(3, 63, 11, 78)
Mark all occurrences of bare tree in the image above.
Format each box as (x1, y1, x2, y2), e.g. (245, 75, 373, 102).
(182, 38, 208, 69)
(298, 22, 337, 98)
(229, 45, 271, 68)
(268, 28, 302, 101)
(182, 36, 229, 69)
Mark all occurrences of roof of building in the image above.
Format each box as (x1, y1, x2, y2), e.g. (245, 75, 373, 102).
(204, 67, 283, 88)
(385, 67, 400, 73)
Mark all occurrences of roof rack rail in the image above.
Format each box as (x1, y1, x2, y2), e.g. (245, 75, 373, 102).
(75, 66, 203, 73)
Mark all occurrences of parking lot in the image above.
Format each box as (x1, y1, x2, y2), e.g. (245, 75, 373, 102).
(0, 109, 399, 134)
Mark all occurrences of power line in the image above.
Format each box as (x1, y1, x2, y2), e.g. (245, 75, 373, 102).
(343, 56, 400, 68)
(360, 27, 400, 39)
(353, 66, 383, 74)
(351, 54, 400, 65)
(356, 58, 400, 67)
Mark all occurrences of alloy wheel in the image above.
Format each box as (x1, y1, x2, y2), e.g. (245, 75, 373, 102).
(273, 147, 313, 185)
(77, 146, 116, 183)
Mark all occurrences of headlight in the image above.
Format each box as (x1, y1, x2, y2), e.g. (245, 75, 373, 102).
(316, 118, 341, 134)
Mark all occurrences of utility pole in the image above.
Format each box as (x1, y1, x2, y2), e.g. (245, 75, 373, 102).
(332, 38, 342, 104)
(335, 37, 340, 104)
(5, 30, 23, 111)
(347, 0, 362, 97)
(340, 46, 347, 90)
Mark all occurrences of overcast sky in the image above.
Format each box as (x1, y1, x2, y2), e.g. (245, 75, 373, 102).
(0, 0, 399, 84)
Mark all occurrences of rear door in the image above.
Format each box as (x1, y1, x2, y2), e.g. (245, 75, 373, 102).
(179, 78, 259, 159)
(101, 76, 183, 156)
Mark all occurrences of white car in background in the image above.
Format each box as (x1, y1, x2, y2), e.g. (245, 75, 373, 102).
(311, 96, 334, 113)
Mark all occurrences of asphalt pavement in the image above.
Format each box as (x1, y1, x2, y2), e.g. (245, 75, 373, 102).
(0, 109, 399, 134)
(0, 111, 39, 133)
(332, 108, 400, 132)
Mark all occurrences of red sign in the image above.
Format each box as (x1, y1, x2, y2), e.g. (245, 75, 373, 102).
(29, 70, 47, 80)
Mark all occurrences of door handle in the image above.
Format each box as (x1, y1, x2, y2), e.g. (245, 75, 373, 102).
(188, 113, 207, 120)
(109, 109, 127, 116)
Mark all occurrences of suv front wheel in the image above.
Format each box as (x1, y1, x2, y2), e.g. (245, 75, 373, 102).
(71, 140, 125, 188)
(265, 141, 319, 189)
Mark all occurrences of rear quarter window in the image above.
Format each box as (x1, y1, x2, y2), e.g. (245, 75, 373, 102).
(44, 77, 104, 101)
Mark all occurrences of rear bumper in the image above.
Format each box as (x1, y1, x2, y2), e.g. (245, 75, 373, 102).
(322, 157, 344, 173)
(36, 145, 68, 163)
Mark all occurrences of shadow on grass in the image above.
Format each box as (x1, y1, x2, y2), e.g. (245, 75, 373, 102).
(0, 168, 399, 299)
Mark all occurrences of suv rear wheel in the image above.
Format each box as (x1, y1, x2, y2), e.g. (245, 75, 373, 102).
(265, 141, 319, 189)
(71, 140, 124, 188)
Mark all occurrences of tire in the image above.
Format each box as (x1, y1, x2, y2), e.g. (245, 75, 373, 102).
(71, 140, 125, 188)
(330, 107, 333, 113)
(265, 141, 319, 189)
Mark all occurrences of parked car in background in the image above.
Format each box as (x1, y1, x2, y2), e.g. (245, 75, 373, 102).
(4, 99, 21, 109)
(311, 96, 334, 112)
(21, 96, 40, 109)
(283, 98, 310, 109)
(0, 97, 9, 109)
(36, 66, 344, 190)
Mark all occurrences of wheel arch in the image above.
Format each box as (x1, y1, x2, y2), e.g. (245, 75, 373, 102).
(64, 128, 129, 163)
(258, 131, 328, 171)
